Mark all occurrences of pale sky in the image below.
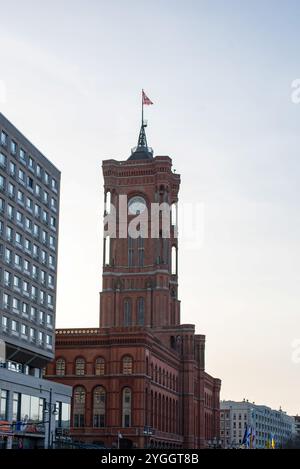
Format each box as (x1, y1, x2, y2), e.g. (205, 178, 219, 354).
(0, 0, 299, 415)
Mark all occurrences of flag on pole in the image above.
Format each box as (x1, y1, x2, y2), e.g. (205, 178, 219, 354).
(142, 90, 153, 105)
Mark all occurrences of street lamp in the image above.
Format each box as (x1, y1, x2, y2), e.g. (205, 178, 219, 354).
(43, 393, 58, 449)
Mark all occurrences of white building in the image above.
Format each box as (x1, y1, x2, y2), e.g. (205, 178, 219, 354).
(220, 400, 295, 449)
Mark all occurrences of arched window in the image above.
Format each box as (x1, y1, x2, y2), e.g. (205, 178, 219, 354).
(171, 246, 177, 275)
(93, 386, 106, 428)
(73, 386, 85, 428)
(137, 297, 145, 325)
(122, 355, 133, 375)
(122, 387, 132, 428)
(124, 299, 132, 326)
(56, 358, 65, 376)
(95, 357, 105, 376)
(105, 190, 111, 214)
(75, 357, 85, 376)
(171, 203, 177, 227)
(138, 236, 144, 267)
(128, 236, 134, 267)
(104, 236, 110, 266)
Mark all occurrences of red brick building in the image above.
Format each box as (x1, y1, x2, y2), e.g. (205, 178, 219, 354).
(46, 122, 221, 449)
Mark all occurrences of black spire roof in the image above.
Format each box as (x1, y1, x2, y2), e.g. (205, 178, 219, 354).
(128, 122, 153, 160)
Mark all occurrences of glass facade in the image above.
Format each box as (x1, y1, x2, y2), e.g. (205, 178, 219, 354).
(0, 114, 60, 364)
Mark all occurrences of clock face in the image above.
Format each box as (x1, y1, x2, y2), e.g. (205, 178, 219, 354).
(128, 196, 147, 215)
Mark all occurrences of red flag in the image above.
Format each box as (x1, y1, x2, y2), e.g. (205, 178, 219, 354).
(142, 90, 153, 105)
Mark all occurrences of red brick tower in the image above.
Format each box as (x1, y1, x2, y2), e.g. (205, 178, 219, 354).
(100, 121, 181, 329)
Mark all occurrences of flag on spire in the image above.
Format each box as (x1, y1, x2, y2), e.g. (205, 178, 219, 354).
(142, 90, 153, 105)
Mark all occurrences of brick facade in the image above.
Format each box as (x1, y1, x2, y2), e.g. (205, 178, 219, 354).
(45, 134, 221, 448)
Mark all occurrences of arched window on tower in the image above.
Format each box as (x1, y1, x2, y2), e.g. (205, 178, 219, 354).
(105, 190, 111, 214)
(137, 297, 145, 325)
(75, 357, 85, 376)
(124, 299, 132, 326)
(73, 386, 86, 428)
(95, 357, 105, 375)
(93, 386, 106, 428)
(171, 245, 177, 275)
(104, 236, 110, 266)
(138, 236, 144, 267)
(122, 355, 133, 375)
(122, 387, 132, 428)
(56, 358, 66, 376)
(171, 203, 177, 227)
(128, 236, 134, 267)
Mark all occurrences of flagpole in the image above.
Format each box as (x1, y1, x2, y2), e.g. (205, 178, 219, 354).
(142, 89, 144, 126)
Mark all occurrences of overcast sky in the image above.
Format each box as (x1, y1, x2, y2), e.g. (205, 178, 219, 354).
(1, 0, 299, 415)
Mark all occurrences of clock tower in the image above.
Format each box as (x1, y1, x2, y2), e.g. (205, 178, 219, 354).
(100, 121, 181, 329)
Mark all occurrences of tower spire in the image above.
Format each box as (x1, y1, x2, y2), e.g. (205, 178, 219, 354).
(128, 90, 154, 160)
(137, 121, 148, 148)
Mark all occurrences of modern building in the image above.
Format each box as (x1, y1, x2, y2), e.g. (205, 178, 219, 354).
(220, 400, 295, 449)
(0, 113, 71, 448)
(294, 415, 300, 440)
(45, 119, 221, 449)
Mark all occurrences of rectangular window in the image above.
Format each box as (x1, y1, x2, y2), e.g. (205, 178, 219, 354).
(32, 264, 38, 279)
(0, 152, 6, 167)
(0, 175, 5, 190)
(18, 169, 25, 183)
(12, 393, 21, 421)
(11, 320, 18, 332)
(11, 140, 17, 155)
(34, 204, 40, 217)
(51, 178, 58, 192)
(50, 216, 56, 229)
(9, 161, 16, 176)
(30, 307, 37, 321)
(30, 328, 36, 342)
(27, 176, 34, 190)
(20, 148, 26, 162)
(8, 182, 14, 197)
(49, 235, 55, 249)
(17, 189, 24, 203)
(7, 204, 13, 219)
(28, 156, 34, 170)
(5, 248, 12, 263)
(38, 331, 44, 344)
(2, 316, 8, 331)
(14, 253, 22, 268)
(15, 232, 22, 245)
(1, 131, 7, 146)
(16, 211, 22, 224)
(4, 271, 10, 286)
(3, 293, 10, 309)
(22, 302, 29, 316)
(0, 390, 8, 420)
(46, 314, 53, 327)
(46, 334, 52, 346)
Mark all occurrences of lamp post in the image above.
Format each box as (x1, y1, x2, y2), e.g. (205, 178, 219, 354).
(43, 388, 58, 449)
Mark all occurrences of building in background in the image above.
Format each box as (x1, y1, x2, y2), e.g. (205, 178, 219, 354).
(220, 400, 295, 449)
(0, 113, 71, 448)
(46, 119, 221, 449)
(294, 415, 300, 443)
